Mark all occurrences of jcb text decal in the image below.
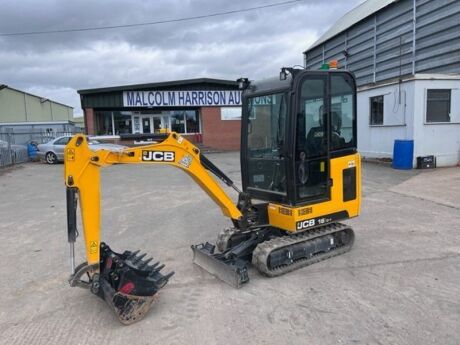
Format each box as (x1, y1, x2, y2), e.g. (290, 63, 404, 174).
(142, 151, 175, 162)
(296, 219, 316, 230)
(295, 212, 348, 231)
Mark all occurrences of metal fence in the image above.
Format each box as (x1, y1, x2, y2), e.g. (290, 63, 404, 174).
(0, 133, 28, 167)
(0, 129, 78, 167)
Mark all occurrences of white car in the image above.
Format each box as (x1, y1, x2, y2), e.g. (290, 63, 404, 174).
(37, 136, 126, 164)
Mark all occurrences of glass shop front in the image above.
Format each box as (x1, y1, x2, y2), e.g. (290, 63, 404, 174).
(94, 109, 200, 136)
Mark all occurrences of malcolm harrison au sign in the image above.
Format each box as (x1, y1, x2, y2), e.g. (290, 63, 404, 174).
(123, 90, 242, 107)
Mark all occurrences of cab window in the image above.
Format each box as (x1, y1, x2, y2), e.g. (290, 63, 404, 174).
(246, 93, 287, 194)
(330, 74, 355, 151)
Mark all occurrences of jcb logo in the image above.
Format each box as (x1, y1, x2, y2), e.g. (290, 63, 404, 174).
(296, 219, 315, 230)
(142, 151, 175, 162)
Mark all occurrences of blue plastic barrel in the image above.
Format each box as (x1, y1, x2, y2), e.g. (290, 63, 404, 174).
(27, 143, 38, 159)
(392, 139, 414, 170)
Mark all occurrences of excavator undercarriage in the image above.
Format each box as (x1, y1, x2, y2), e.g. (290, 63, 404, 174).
(192, 221, 354, 287)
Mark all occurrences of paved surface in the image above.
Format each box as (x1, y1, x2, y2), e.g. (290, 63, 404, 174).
(0, 155, 459, 345)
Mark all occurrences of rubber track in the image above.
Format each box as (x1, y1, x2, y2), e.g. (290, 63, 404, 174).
(252, 222, 354, 277)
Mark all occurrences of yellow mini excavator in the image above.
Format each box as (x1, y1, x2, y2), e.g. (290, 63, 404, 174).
(64, 68, 361, 324)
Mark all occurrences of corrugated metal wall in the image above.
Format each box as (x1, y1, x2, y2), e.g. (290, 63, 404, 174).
(304, 0, 460, 86)
(0, 87, 74, 122)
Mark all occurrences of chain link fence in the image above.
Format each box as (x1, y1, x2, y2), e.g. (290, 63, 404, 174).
(0, 129, 78, 167)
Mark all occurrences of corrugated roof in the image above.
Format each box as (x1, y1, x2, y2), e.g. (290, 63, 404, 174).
(305, 0, 398, 52)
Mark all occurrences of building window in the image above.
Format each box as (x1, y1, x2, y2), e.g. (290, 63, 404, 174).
(185, 110, 200, 133)
(94, 110, 200, 135)
(170, 110, 200, 134)
(370, 96, 384, 125)
(113, 111, 132, 134)
(95, 111, 113, 135)
(171, 112, 185, 133)
(426, 89, 451, 123)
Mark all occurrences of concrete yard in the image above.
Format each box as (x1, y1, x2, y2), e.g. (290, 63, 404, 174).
(0, 154, 459, 345)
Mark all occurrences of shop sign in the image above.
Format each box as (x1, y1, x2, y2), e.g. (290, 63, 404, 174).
(123, 90, 242, 107)
(221, 107, 242, 120)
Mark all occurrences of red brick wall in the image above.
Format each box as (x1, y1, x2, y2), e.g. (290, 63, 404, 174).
(84, 108, 95, 135)
(201, 107, 240, 151)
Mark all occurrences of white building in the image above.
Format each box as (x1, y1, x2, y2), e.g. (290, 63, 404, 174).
(303, 0, 460, 167)
(358, 74, 460, 166)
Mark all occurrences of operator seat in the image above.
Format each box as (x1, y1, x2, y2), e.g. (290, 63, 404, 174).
(305, 111, 326, 157)
(306, 111, 345, 155)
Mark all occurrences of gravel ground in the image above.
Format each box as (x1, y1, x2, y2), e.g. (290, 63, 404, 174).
(0, 155, 459, 345)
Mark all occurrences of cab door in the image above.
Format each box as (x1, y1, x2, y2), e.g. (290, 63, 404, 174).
(294, 74, 330, 204)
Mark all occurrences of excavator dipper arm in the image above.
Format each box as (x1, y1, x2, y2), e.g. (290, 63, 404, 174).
(64, 132, 243, 324)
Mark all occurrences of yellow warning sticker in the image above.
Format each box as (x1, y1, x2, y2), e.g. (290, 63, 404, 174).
(320, 161, 325, 172)
(67, 148, 75, 161)
(89, 241, 98, 254)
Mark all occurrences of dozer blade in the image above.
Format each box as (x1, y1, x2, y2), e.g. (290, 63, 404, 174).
(191, 242, 248, 288)
(95, 242, 174, 325)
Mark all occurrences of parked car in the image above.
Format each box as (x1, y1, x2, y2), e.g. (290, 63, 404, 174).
(37, 136, 126, 164)
(37, 136, 70, 164)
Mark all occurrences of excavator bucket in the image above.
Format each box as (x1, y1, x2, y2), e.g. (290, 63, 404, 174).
(96, 243, 174, 325)
(191, 242, 249, 288)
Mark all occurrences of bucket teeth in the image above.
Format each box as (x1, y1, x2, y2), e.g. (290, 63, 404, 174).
(127, 250, 140, 259)
(154, 264, 165, 272)
(148, 261, 160, 270)
(139, 258, 153, 269)
(149, 264, 165, 276)
(163, 271, 175, 280)
(156, 271, 175, 288)
(132, 253, 147, 264)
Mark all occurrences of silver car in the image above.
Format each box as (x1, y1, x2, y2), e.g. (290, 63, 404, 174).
(37, 136, 126, 164)
(37, 136, 71, 163)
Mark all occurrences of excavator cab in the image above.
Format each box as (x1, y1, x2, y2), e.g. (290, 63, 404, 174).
(241, 69, 357, 208)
